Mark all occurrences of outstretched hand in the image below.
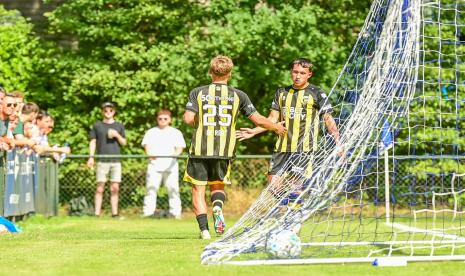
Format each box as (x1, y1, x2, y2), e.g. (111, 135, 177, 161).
(236, 128, 255, 141)
(274, 121, 287, 136)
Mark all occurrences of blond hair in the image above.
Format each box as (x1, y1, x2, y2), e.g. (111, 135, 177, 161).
(11, 90, 25, 99)
(209, 55, 233, 77)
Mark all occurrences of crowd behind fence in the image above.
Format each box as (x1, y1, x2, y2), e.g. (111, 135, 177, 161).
(2, 153, 465, 218)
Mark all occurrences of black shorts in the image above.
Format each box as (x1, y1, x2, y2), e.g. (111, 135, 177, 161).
(183, 158, 232, 186)
(268, 152, 313, 177)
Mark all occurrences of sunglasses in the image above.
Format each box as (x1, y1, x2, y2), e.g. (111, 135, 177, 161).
(6, 103, 17, 108)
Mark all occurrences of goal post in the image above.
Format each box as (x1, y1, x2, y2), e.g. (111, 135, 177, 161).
(201, 0, 465, 265)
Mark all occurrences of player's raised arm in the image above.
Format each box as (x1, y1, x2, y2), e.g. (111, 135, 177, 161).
(249, 112, 286, 136)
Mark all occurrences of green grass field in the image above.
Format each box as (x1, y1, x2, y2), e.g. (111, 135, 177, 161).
(0, 215, 464, 276)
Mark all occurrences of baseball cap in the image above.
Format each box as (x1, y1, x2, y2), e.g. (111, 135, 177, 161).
(101, 102, 115, 109)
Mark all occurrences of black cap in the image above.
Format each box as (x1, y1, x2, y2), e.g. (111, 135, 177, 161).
(101, 102, 115, 109)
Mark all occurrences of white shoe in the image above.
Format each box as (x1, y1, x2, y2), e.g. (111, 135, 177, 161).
(200, 230, 211, 240)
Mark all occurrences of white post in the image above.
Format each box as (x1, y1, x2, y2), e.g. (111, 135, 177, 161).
(384, 149, 390, 224)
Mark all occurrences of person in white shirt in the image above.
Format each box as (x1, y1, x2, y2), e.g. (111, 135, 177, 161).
(142, 109, 186, 219)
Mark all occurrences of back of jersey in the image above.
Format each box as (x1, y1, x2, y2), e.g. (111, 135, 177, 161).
(186, 83, 256, 159)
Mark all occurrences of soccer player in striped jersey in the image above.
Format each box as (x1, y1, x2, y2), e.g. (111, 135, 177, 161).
(237, 57, 341, 183)
(183, 55, 286, 239)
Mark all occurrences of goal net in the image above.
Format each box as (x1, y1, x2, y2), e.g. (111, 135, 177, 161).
(201, 0, 465, 265)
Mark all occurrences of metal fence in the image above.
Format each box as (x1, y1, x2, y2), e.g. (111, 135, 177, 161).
(58, 155, 271, 215)
(2, 152, 463, 218)
(57, 155, 465, 216)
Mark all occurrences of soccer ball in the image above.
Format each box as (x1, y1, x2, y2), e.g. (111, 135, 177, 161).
(265, 229, 301, 259)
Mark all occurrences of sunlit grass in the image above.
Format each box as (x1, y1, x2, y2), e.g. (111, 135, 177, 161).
(0, 215, 463, 275)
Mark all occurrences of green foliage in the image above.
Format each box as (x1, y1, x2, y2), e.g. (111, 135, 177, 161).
(395, 3, 465, 176)
(0, 6, 39, 92)
(448, 192, 465, 211)
(405, 159, 465, 180)
(29, 0, 371, 154)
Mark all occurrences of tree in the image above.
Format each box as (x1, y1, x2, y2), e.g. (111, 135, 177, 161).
(33, 0, 371, 154)
(0, 5, 40, 92)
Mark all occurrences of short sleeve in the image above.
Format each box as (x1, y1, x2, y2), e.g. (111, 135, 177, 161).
(89, 123, 97, 140)
(316, 88, 333, 114)
(0, 120, 7, 137)
(237, 90, 257, 117)
(186, 88, 199, 113)
(118, 123, 126, 138)
(271, 89, 281, 111)
(175, 129, 186, 148)
(141, 130, 149, 146)
(13, 121, 24, 135)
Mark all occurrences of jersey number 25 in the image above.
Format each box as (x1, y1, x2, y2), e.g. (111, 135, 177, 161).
(203, 104, 232, 127)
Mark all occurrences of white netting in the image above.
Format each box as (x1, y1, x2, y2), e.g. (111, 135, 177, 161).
(202, 0, 465, 264)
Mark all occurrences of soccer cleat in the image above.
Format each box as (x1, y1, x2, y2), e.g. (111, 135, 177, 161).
(212, 206, 226, 235)
(200, 230, 211, 240)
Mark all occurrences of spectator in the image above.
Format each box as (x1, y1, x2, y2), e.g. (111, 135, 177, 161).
(87, 102, 127, 218)
(0, 94, 18, 150)
(24, 121, 40, 143)
(141, 109, 186, 219)
(36, 111, 54, 146)
(12, 102, 40, 149)
(35, 111, 70, 156)
(7, 114, 19, 137)
(11, 90, 25, 116)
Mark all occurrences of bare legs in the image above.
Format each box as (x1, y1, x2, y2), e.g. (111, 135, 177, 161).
(94, 182, 120, 216)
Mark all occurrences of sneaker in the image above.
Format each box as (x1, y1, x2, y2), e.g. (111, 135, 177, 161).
(212, 206, 226, 235)
(200, 229, 211, 240)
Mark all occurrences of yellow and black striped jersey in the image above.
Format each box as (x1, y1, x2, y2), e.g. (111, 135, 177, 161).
(272, 84, 333, 153)
(186, 83, 257, 159)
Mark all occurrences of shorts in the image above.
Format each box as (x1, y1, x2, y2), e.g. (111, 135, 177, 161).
(268, 152, 313, 177)
(183, 158, 232, 186)
(96, 162, 122, 183)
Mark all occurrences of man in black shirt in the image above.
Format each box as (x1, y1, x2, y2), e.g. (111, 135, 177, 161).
(87, 102, 127, 218)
